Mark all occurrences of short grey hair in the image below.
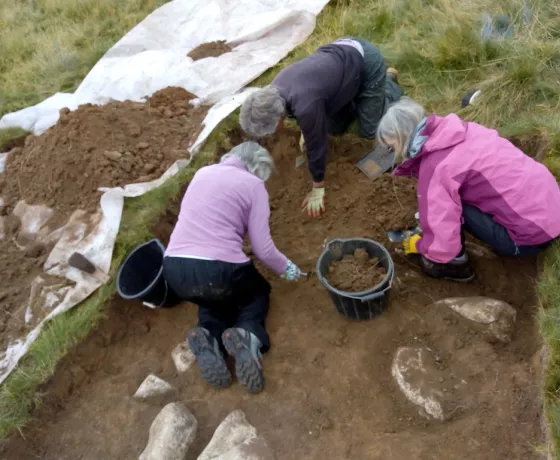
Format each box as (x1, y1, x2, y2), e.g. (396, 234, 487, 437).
(239, 86, 286, 138)
(377, 97, 426, 162)
(221, 141, 275, 181)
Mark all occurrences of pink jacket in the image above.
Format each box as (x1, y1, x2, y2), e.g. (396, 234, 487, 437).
(394, 114, 560, 263)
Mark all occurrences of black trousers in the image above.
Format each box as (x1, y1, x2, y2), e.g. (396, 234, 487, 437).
(162, 257, 271, 352)
(462, 204, 552, 257)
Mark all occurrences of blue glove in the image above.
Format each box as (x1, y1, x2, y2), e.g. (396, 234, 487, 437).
(281, 260, 303, 281)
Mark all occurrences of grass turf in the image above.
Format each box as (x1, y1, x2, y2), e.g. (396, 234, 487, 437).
(0, 0, 559, 455)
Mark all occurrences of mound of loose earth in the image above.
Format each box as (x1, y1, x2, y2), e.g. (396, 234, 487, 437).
(327, 248, 387, 291)
(188, 41, 232, 61)
(3, 87, 207, 218)
(3, 127, 542, 460)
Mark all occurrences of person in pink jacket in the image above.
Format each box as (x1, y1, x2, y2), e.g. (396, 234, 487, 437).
(376, 98, 560, 282)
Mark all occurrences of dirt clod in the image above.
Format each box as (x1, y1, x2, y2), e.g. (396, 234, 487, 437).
(327, 248, 387, 292)
(103, 150, 122, 161)
(187, 41, 232, 61)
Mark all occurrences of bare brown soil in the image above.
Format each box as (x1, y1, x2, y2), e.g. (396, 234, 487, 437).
(1, 127, 542, 460)
(0, 214, 55, 350)
(327, 248, 387, 291)
(188, 41, 232, 61)
(0, 86, 207, 369)
(3, 87, 207, 216)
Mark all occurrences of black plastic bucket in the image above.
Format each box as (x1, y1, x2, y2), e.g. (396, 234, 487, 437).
(117, 239, 180, 308)
(316, 238, 394, 320)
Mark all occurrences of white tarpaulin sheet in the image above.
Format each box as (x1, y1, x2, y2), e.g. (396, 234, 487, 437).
(0, 0, 329, 384)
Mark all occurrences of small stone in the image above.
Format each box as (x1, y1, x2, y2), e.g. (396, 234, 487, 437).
(139, 403, 197, 460)
(198, 410, 274, 460)
(144, 163, 157, 174)
(455, 338, 465, 349)
(103, 150, 122, 161)
(124, 151, 134, 157)
(136, 176, 151, 183)
(171, 343, 195, 373)
(60, 107, 71, 116)
(137, 142, 150, 150)
(438, 377, 444, 383)
(134, 374, 177, 405)
(164, 109, 173, 118)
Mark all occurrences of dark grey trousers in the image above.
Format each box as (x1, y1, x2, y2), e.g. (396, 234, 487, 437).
(328, 38, 403, 139)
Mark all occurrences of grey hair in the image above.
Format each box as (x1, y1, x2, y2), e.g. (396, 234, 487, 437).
(377, 97, 426, 162)
(239, 86, 286, 138)
(221, 141, 275, 181)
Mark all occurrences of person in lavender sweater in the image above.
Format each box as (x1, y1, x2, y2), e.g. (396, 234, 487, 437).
(163, 141, 303, 393)
(377, 98, 560, 282)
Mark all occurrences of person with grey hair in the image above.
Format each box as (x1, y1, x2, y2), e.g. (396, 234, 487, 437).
(377, 98, 560, 282)
(240, 37, 403, 217)
(163, 141, 303, 393)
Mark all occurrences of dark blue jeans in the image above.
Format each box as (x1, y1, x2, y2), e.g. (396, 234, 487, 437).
(163, 257, 271, 351)
(462, 205, 552, 257)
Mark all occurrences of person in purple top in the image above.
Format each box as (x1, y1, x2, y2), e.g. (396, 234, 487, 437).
(163, 141, 303, 393)
(377, 98, 560, 282)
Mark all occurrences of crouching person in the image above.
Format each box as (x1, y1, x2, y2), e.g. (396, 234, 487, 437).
(163, 142, 303, 393)
(377, 98, 560, 282)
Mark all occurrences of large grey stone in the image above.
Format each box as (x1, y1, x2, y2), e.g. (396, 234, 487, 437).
(391, 347, 445, 421)
(432, 297, 516, 343)
(198, 410, 274, 460)
(140, 403, 197, 460)
(134, 374, 177, 405)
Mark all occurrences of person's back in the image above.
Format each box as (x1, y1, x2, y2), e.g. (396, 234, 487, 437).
(272, 43, 363, 117)
(166, 159, 258, 264)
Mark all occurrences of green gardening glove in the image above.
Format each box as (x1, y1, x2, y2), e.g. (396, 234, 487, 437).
(301, 187, 325, 217)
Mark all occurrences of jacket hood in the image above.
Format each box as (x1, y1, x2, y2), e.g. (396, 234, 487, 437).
(393, 113, 468, 178)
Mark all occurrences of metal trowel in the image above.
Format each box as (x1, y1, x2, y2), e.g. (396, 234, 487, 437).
(356, 145, 395, 180)
(387, 226, 422, 243)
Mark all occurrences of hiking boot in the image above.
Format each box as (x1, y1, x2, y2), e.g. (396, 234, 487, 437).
(387, 67, 400, 84)
(186, 327, 232, 388)
(420, 255, 475, 283)
(222, 328, 264, 393)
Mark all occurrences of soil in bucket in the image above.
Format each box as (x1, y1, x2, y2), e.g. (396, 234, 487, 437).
(326, 248, 387, 291)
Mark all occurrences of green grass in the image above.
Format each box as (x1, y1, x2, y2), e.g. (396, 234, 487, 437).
(0, 0, 559, 455)
(0, 0, 170, 118)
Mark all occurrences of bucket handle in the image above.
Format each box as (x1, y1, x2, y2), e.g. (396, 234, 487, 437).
(325, 239, 395, 303)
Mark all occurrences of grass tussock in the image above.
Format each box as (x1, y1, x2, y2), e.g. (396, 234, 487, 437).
(0, 0, 560, 454)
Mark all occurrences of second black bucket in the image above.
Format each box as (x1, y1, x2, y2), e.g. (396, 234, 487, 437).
(117, 238, 180, 308)
(316, 238, 394, 320)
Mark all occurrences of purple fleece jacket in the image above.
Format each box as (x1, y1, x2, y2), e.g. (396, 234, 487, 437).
(165, 157, 288, 275)
(394, 114, 560, 263)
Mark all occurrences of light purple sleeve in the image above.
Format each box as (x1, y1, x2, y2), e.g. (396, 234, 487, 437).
(247, 182, 289, 275)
